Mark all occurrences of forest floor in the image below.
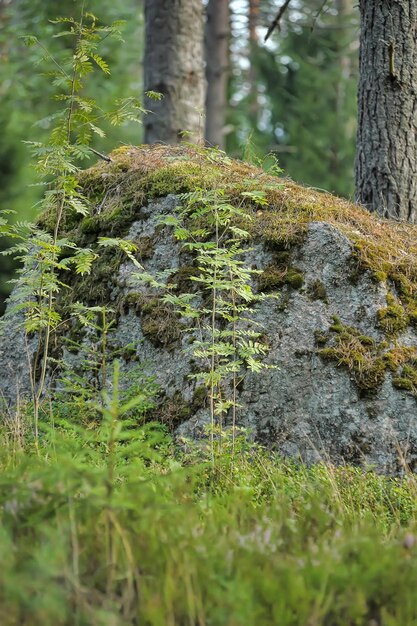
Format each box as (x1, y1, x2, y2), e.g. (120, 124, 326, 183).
(1, 403, 417, 626)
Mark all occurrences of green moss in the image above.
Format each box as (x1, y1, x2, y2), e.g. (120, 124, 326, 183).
(123, 294, 182, 349)
(254, 220, 308, 251)
(382, 347, 417, 372)
(307, 279, 328, 303)
(258, 266, 286, 291)
(285, 268, 304, 289)
(392, 377, 414, 391)
(62, 247, 124, 309)
(314, 330, 328, 346)
(392, 272, 414, 300)
(329, 316, 359, 337)
(137, 236, 155, 260)
(273, 251, 291, 265)
(190, 386, 207, 412)
(143, 163, 222, 198)
(357, 335, 376, 346)
(402, 364, 417, 380)
(79, 216, 101, 235)
(392, 364, 417, 395)
(377, 294, 409, 336)
(119, 343, 140, 362)
(37, 203, 84, 234)
(121, 292, 142, 313)
(258, 261, 304, 292)
(169, 265, 199, 293)
(77, 203, 143, 240)
(318, 317, 417, 395)
(318, 319, 386, 391)
(155, 391, 192, 431)
(319, 346, 385, 391)
(373, 270, 388, 282)
(153, 385, 207, 432)
(408, 308, 417, 327)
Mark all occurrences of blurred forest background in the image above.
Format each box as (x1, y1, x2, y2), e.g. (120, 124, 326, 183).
(0, 0, 358, 310)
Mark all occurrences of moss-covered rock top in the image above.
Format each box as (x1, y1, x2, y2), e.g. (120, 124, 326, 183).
(38, 142, 417, 335)
(70, 144, 417, 276)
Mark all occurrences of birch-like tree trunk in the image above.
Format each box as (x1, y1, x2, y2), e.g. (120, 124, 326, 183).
(355, 0, 417, 221)
(143, 0, 206, 145)
(205, 0, 230, 148)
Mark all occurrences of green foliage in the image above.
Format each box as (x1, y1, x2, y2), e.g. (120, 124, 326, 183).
(1, 404, 417, 624)
(228, 0, 358, 197)
(0, 5, 148, 440)
(0, 0, 145, 309)
(161, 187, 276, 448)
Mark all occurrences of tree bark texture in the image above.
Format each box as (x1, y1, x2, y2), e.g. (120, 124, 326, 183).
(144, 0, 206, 144)
(205, 0, 230, 148)
(355, 1, 417, 221)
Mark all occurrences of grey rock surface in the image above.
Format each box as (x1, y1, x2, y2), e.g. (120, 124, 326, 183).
(1, 195, 417, 473)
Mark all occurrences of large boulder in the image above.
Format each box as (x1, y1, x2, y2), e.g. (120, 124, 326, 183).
(2, 145, 417, 472)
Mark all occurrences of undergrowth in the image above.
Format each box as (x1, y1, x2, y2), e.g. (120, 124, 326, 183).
(1, 391, 417, 626)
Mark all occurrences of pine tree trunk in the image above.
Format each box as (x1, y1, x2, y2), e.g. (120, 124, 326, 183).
(355, 0, 417, 221)
(143, 0, 206, 145)
(205, 0, 230, 148)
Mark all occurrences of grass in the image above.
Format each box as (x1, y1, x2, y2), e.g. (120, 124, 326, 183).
(2, 400, 417, 626)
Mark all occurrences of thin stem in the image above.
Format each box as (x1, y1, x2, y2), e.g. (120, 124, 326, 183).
(32, 38, 71, 79)
(105, 361, 119, 594)
(33, 2, 85, 430)
(229, 267, 237, 463)
(210, 209, 219, 465)
(66, 3, 85, 145)
(33, 189, 66, 440)
(101, 308, 107, 393)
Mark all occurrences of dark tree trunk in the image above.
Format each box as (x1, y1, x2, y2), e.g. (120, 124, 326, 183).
(205, 0, 230, 148)
(143, 0, 206, 145)
(355, 0, 417, 221)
